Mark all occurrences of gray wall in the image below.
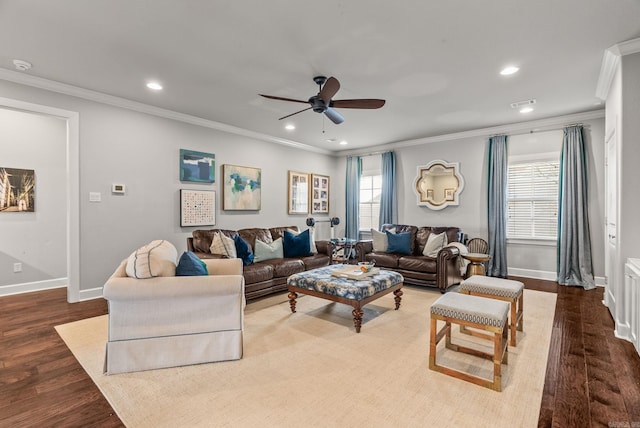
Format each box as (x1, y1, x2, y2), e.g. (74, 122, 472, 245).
(0, 76, 608, 296)
(0, 109, 67, 286)
(336, 117, 606, 280)
(0, 80, 339, 294)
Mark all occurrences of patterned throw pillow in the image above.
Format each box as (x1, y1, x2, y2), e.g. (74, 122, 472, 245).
(422, 231, 449, 257)
(125, 240, 178, 279)
(176, 251, 208, 276)
(209, 232, 237, 258)
(234, 234, 254, 266)
(253, 238, 284, 263)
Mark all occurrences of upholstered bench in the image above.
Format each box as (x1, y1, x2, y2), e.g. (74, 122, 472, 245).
(429, 292, 509, 391)
(459, 275, 524, 346)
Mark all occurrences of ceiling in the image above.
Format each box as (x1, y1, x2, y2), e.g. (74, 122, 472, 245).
(1, 1, 640, 153)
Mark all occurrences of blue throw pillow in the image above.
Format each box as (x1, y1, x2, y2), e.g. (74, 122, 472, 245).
(176, 251, 208, 276)
(234, 234, 254, 266)
(283, 229, 312, 258)
(386, 231, 412, 255)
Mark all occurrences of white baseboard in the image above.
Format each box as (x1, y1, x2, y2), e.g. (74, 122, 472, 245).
(78, 287, 104, 301)
(507, 268, 606, 287)
(0, 278, 104, 301)
(0, 278, 67, 297)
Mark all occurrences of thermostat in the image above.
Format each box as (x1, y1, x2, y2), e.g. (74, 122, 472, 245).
(112, 184, 126, 194)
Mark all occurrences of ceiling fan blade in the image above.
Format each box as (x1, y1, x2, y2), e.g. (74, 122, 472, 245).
(324, 107, 344, 124)
(319, 77, 340, 103)
(278, 106, 313, 120)
(260, 94, 309, 104)
(330, 99, 386, 109)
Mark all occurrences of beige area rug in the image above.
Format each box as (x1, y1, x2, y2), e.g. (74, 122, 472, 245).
(56, 287, 556, 428)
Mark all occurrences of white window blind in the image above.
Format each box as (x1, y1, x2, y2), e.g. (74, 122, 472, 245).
(507, 161, 559, 239)
(359, 174, 381, 231)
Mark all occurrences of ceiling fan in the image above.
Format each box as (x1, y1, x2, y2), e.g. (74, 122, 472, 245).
(259, 76, 385, 125)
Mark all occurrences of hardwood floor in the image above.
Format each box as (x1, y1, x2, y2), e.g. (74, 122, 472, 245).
(1, 279, 639, 427)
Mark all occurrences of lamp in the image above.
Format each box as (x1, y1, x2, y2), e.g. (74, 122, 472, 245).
(305, 216, 340, 239)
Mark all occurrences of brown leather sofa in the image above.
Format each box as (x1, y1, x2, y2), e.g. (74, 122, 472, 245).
(355, 224, 464, 292)
(187, 226, 331, 300)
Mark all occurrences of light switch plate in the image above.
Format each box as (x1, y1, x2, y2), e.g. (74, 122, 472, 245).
(89, 192, 101, 202)
(112, 184, 126, 194)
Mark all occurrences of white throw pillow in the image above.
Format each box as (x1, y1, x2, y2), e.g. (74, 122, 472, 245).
(447, 242, 470, 274)
(371, 228, 395, 252)
(287, 228, 317, 254)
(209, 232, 237, 258)
(254, 237, 284, 262)
(126, 240, 178, 279)
(422, 232, 448, 257)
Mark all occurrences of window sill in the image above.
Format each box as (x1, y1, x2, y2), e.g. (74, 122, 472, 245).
(507, 238, 556, 247)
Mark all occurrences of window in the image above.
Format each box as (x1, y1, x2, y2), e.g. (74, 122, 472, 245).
(507, 160, 559, 240)
(359, 174, 381, 232)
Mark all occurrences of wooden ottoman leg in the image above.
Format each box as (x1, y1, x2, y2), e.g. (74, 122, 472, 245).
(352, 306, 364, 333)
(517, 294, 524, 331)
(288, 291, 298, 313)
(393, 288, 403, 310)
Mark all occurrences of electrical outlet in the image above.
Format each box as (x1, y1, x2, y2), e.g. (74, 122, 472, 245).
(13, 262, 22, 273)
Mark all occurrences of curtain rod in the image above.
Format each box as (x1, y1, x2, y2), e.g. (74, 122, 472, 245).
(349, 150, 390, 158)
(490, 122, 587, 138)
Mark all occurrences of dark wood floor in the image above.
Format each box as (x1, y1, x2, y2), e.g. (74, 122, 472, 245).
(1, 279, 639, 427)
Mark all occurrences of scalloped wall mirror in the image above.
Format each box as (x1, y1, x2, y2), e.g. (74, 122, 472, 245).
(414, 160, 465, 210)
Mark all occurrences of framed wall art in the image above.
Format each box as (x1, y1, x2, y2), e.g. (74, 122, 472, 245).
(311, 173, 329, 214)
(288, 170, 309, 214)
(0, 167, 35, 212)
(180, 149, 215, 183)
(180, 189, 216, 226)
(222, 164, 261, 210)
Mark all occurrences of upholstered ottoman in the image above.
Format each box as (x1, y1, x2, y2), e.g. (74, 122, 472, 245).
(429, 292, 509, 391)
(459, 275, 524, 346)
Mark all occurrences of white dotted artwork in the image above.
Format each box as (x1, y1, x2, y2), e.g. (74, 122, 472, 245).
(180, 189, 215, 226)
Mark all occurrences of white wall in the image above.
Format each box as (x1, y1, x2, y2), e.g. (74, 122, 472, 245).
(0, 80, 339, 295)
(0, 109, 67, 286)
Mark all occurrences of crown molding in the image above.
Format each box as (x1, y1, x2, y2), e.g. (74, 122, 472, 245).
(595, 37, 640, 100)
(340, 110, 605, 157)
(0, 68, 333, 156)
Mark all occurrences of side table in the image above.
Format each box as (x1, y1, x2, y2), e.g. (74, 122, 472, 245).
(330, 238, 357, 264)
(462, 252, 491, 277)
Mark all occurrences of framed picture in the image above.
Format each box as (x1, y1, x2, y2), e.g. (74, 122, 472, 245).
(311, 173, 330, 214)
(180, 190, 215, 226)
(222, 164, 261, 210)
(0, 167, 35, 212)
(445, 188, 455, 201)
(288, 171, 309, 214)
(426, 189, 434, 200)
(180, 149, 215, 183)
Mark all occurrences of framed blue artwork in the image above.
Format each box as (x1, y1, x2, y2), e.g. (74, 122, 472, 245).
(179, 149, 215, 183)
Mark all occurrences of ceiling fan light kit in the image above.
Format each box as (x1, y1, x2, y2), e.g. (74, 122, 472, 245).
(260, 76, 385, 125)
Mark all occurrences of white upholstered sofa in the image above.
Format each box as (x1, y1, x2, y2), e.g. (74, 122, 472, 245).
(102, 257, 245, 374)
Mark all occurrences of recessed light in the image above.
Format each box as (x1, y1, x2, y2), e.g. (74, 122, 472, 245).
(285, 124, 295, 131)
(520, 107, 534, 113)
(500, 66, 519, 76)
(339, 140, 348, 145)
(326, 138, 337, 142)
(146, 82, 163, 90)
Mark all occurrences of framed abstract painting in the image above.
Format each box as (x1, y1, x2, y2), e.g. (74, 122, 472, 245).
(179, 149, 215, 183)
(222, 164, 261, 210)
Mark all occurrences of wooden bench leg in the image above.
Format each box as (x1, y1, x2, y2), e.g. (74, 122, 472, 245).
(430, 314, 508, 391)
